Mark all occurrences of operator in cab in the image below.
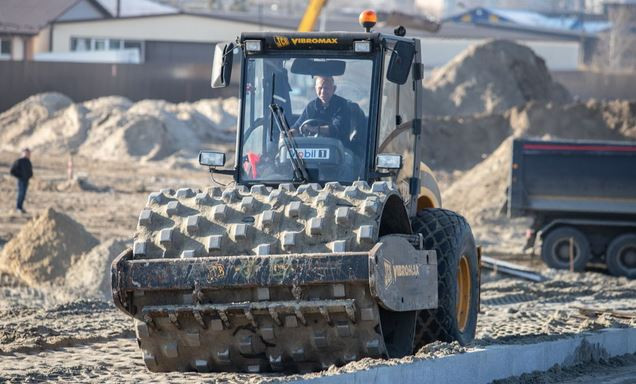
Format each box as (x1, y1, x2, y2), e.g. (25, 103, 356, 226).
(291, 75, 366, 144)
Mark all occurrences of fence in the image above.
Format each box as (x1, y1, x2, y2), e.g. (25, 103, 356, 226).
(1, 61, 634, 114)
(0, 60, 238, 113)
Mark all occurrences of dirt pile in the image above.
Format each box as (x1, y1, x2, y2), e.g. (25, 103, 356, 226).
(589, 99, 636, 138)
(0, 208, 99, 287)
(422, 99, 636, 174)
(421, 113, 511, 171)
(442, 137, 513, 225)
(64, 238, 129, 300)
(0, 93, 74, 148)
(509, 101, 630, 141)
(423, 40, 571, 117)
(0, 94, 238, 163)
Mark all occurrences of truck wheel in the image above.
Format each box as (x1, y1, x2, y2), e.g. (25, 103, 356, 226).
(606, 234, 636, 278)
(411, 209, 479, 349)
(541, 227, 590, 271)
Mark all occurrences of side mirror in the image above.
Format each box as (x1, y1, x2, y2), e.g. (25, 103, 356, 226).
(199, 151, 226, 167)
(211, 42, 235, 88)
(376, 154, 402, 170)
(386, 41, 415, 85)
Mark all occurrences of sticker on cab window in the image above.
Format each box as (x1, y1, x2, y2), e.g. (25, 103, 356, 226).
(285, 148, 330, 160)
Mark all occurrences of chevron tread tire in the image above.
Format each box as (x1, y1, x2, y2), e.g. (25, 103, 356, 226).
(411, 208, 479, 349)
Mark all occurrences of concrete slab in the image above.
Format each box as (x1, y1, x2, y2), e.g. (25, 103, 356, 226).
(288, 328, 636, 384)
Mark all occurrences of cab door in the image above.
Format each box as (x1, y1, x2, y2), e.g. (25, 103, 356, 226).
(377, 39, 419, 213)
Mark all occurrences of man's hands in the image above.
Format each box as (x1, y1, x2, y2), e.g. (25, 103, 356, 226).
(301, 124, 320, 136)
(290, 127, 314, 136)
(297, 120, 331, 137)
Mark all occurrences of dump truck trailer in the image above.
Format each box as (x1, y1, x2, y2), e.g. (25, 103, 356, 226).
(508, 138, 636, 277)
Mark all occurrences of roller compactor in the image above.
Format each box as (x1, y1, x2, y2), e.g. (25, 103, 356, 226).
(112, 12, 480, 373)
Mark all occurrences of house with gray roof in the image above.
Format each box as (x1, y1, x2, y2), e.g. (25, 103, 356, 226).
(0, 0, 112, 60)
(0, 0, 178, 61)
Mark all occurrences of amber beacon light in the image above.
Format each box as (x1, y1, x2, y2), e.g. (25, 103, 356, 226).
(359, 9, 377, 32)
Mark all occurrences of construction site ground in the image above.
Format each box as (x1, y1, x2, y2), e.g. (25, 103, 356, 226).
(1, 151, 635, 383)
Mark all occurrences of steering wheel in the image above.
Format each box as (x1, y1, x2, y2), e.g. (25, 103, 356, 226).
(298, 118, 330, 137)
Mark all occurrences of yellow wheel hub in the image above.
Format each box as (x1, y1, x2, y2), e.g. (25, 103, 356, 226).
(456, 255, 471, 332)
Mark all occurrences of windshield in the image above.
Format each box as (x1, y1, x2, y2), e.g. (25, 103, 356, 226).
(239, 55, 374, 184)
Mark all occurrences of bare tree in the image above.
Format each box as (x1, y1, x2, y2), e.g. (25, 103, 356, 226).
(609, 3, 636, 70)
(593, 3, 636, 71)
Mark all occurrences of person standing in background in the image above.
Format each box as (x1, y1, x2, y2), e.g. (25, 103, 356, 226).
(10, 148, 33, 214)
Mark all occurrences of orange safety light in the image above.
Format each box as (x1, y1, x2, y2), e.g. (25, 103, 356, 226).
(359, 9, 377, 32)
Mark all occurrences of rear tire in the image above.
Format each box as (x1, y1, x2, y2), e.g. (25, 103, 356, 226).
(606, 234, 636, 278)
(411, 209, 479, 349)
(541, 227, 590, 271)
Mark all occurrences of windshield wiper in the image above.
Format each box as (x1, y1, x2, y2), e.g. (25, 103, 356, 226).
(269, 103, 309, 183)
(269, 73, 275, 142)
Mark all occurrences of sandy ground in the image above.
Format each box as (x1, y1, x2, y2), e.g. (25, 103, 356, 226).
(494, 353, 636, 384)
(0, 151, 635, 383)
(0, 267, 634, 383)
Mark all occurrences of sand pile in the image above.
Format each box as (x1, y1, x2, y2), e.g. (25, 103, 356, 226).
(423, 40, 571, 117)
(589, 99, 636, 138)
(81, 98, 237, 161)
(0, 94, 238, 163)
(64, 238, 129, 300)
(422, 99, 636, 175)
(82, 95, 132, 114)
(509, 101, 629, 141)
(0, 93, 76, 150)
(442, 137, 513, 226)
(192, 97, 240, 129)
(421, 113, 511, 171)
(414, 40, 599, 190)
(0, 208, 99, 286)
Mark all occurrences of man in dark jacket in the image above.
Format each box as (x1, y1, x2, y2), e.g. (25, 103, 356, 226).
(291, 76, 366, 143)
(10, 148, 33, 214)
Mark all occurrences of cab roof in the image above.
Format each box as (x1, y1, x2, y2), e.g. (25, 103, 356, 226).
(240, 32, 383, 52)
